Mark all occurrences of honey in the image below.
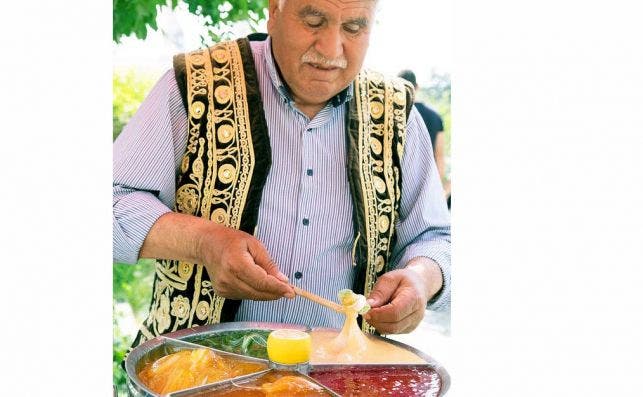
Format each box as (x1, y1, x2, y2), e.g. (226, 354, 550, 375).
(138, 348, 267, 394)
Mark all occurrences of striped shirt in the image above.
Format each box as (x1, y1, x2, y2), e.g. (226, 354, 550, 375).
(113, 37, 451, 328)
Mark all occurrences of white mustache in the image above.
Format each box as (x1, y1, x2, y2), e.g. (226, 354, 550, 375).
(301, 50, 347, 69)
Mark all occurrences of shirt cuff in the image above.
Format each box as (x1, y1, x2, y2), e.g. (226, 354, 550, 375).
(394, 238, 451, 311)
(113, 190, 172, 264)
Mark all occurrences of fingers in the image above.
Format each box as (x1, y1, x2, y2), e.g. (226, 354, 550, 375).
(364, 290, 424, 333)
(366, 272, 402, 308)
(367, 308, 424, 334)
(363, 270, 426, 334)
(244, 239, 294, 298)
(204, 231, 295, 301)
(365, 291, 421, 323)
(234, 250, 295, 299)
(247, 238, 289, 282)
(215, 274, 289, 301)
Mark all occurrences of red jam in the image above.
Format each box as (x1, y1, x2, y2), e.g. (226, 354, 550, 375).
(310, 366, 442, 397)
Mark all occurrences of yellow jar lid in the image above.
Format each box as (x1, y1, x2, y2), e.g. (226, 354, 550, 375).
(266, 329, 311, 365)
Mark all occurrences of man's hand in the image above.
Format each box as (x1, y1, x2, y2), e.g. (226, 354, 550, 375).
(197, 225, 295, 301)
(139, 212, 294, 301)
(363, 258, 443, 334)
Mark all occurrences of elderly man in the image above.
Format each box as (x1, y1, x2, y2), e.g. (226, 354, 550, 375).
(113, 0, 450, 348)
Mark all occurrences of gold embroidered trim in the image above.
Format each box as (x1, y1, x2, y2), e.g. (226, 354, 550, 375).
(351, 231, 361, 267)
(139, 40, 255, 341)
(356, 70, 408, 333)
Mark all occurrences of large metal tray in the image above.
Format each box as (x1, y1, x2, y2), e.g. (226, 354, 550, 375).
(125, 322, 450, 396)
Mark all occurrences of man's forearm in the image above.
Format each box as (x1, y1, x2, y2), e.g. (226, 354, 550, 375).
(138, 211, 294, 301)
(139, 212, 215, 264)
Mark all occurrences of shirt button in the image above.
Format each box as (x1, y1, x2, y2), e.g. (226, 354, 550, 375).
(302, 218, 309, 226)
(306, 169, 313, 176)
(294, 271, 303, 280)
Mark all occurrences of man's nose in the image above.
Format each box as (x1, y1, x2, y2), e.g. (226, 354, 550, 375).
(314, 27, 344, 61)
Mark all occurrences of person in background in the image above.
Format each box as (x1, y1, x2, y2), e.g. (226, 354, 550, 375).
(113, 0, 451, 349)
(398, 70, 450, 206)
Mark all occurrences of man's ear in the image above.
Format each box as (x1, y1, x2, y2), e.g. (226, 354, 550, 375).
(267, 0, 280, 34)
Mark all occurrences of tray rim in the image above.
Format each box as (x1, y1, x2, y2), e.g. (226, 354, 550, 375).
(125, 321, 450, 396)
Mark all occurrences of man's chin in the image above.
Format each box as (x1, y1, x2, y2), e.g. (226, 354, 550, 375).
(310, 78, 351, 95)
(299, 90, 337, 105)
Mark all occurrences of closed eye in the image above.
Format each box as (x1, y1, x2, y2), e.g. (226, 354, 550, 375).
(342, 22, 362, 34)
(342, 18, 368, 35)
(303, 15, 325, 28)
(299, 5, 326, 28)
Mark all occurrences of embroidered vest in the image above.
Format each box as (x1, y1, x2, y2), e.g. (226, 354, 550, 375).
(131, 37, 413, 348)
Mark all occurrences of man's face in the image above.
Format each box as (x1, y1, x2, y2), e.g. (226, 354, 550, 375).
(268, 0, 376, 109)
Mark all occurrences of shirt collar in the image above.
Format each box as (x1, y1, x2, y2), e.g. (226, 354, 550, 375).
(263, 36, 353, 108)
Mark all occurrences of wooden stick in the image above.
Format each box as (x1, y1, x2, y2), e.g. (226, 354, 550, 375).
(292, 286, 344, 313)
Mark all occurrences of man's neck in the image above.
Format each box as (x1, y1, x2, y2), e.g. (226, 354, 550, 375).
(293, 101, 326, 119)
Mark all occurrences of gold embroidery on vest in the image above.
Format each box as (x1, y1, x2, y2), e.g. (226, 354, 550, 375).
(351, 231, 361, 267)
(355, 70, 408, 333)
(381, 77, 399, 268)
(187, 262, 203, 328)
(138, 40, 255, 343)
(355, 71, 378, 333)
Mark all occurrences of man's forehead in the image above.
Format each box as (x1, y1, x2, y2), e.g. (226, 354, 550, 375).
(289, 0, 377, 13)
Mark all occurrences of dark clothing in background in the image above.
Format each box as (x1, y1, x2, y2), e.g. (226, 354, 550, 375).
(414, 102, 444, 148)
(414, 101, 449, 210)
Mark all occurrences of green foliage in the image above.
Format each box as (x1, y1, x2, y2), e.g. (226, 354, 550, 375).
(113, 310, 131, 395)
(113, 258, 156, 311)
(113, 0, 268, 43)
(113, 0, 169, 43)
(113, 258, 155, 393)
(113, 70, 158, 141)
(112, 65, 163, 393)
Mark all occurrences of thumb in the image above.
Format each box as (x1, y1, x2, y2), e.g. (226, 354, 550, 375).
(246, 238, 289, 283)
(367, 274, 401, 308)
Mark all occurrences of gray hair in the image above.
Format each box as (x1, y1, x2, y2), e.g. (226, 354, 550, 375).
(278, 0, 377, 10)
(277, 0, 378, 11)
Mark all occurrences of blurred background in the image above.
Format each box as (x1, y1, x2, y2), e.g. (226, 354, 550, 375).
(113, 0, 451, 393)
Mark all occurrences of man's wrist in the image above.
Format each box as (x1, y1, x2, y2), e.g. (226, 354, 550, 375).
(405, 257, 444, 303)
(194, 221, 225, 265)
(141, 212, 216, 264)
